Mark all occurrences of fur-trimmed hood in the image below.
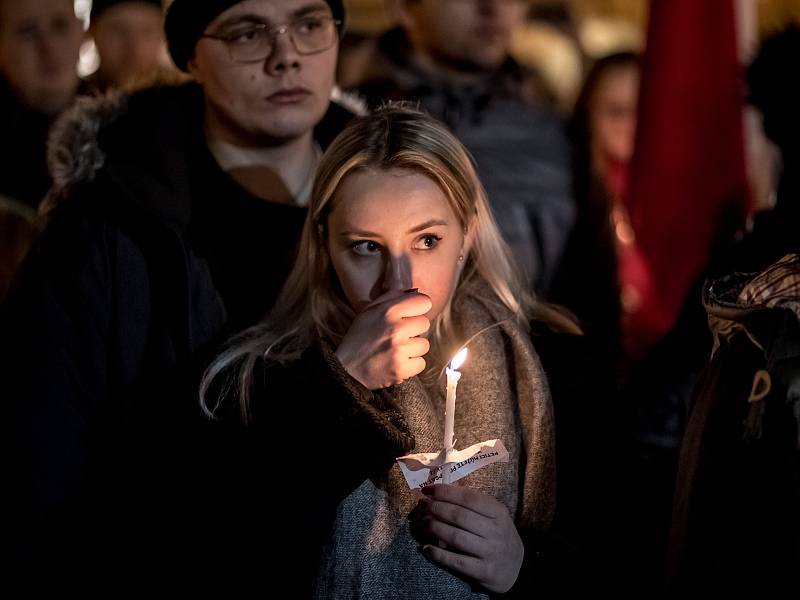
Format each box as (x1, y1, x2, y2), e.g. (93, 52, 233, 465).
(45, 90, 128, 202)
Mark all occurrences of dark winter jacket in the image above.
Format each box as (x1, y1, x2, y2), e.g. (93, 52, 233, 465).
(2, 81, 357, 586)
(669, 255, 800, 595)
(210, 338, 415, 597)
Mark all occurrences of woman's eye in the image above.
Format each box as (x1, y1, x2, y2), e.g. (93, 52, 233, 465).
(414, 234, 441, 250)
(351, 240, 381, 256)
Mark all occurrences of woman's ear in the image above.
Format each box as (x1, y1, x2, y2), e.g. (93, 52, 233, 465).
(459, 217, 477, 261)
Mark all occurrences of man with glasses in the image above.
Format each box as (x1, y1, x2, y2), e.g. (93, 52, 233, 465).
(4, 0, 359, 586)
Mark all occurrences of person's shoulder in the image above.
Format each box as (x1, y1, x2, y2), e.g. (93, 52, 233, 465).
(314, 87, 369, 150)
(498, 93, 567, 137)
(491, 61, 566, 124)
(329, 86, 368, 118)
(454, 279, 524, 335)
(42, 81, 203, 228)
(31, 183, 150, 270)
(120, 78, 202, 123)
(47, 82, 197, 182)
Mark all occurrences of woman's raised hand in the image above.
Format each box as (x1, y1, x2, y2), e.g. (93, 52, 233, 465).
(335, 289, 432, 390)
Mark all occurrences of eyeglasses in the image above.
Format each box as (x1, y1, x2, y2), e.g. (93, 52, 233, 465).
(200, 16, 341, 63)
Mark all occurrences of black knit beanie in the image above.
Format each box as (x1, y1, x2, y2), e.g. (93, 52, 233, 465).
(165, 0, 345, 72)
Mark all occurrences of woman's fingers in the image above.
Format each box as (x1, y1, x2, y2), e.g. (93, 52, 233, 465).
(422, 518, 485, 557)
(417, 495, 494, 540)
(402, 356, 426, 380)
(421, 544, 486, 581)
(382, 291, 432, 321)
(413, 486, 525, 593)
(335, 290, 431, 389)
(404, 335, 430, 359)
(421, 483, 505, 520)
(398, 313, 431, 338)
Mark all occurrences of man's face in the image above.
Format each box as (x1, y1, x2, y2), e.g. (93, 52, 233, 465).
(189, 0, 338, 146)
(405, 0, 527, 73)
(90, 2, 165, 89)
(0, 0, 83, 115)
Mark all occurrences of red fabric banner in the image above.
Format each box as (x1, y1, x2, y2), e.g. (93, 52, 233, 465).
(623, 0, 750, 358)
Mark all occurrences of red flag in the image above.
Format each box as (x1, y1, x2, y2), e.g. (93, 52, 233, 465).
(623, 0, 750, 358)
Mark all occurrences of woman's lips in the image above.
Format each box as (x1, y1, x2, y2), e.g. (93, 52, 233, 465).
(266, 87, 311, 104)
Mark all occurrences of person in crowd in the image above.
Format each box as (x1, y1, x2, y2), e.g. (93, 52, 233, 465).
(0, 194, 36, 301)
(0, 0, 84, 210)
(539, 51, 641, 594)
(4, 0, 358, 584)
(201, 104, 556, 597)
(550, 51, 639, 369)
(342, 0, 574, 294)
(86, 0, 168, 93)
(668, 27, 800, 595)
(718, 25, 800, 274)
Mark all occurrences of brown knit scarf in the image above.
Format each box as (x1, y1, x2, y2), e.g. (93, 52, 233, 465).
(314, 284, 555, 599)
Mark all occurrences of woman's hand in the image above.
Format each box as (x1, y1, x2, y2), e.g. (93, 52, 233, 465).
(410, 484, 524, 593)
(335, 289, 432, 390)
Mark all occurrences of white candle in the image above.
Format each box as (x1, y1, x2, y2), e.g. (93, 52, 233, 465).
(443, 347, 468, 484)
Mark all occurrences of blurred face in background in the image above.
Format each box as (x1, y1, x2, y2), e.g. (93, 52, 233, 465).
(0, 0, 83, 116)
(399, 0, 527, 74)
(90, 1, 165, 89)
(589, 64, 640, 168)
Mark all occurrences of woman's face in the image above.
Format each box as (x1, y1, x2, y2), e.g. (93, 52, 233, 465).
(590, 65, 640, 166)
(326, 168, 471, 321)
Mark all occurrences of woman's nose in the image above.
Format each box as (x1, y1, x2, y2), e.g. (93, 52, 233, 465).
(381, 253, 413, 293)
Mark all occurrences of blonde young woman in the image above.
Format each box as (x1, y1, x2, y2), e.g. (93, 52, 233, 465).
(201, 105, 555, 598)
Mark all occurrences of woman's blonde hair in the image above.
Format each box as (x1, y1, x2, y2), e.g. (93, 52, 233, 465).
(201, 104, 535, 423)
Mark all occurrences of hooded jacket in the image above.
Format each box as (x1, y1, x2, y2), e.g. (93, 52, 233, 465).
(3, 81, 360, 585)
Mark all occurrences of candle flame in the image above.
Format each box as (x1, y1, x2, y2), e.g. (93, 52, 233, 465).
(449, 347, 468, 371)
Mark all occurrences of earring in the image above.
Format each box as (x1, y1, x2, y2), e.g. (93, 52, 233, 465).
(458, 254, 464, 262)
